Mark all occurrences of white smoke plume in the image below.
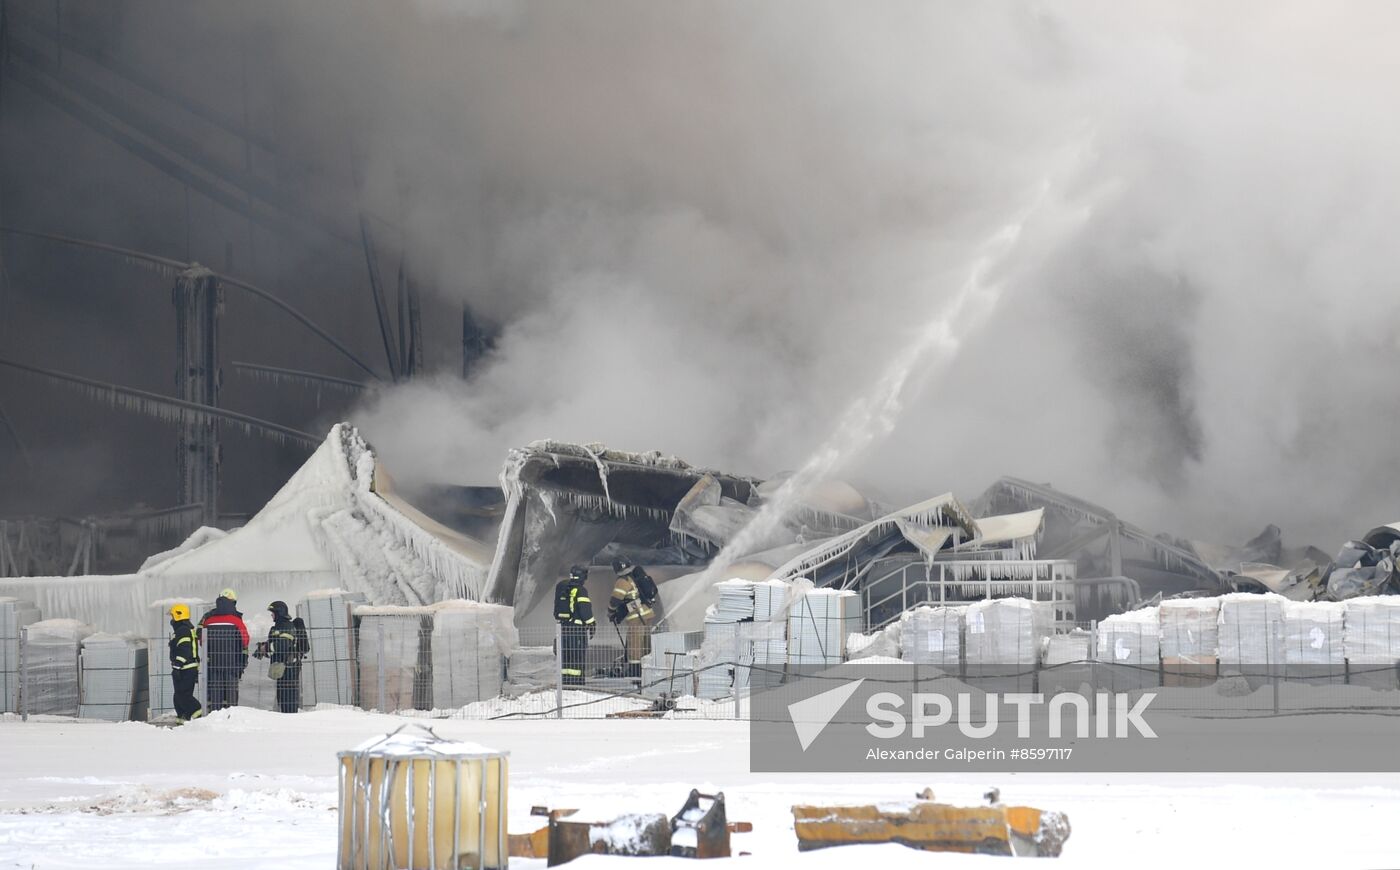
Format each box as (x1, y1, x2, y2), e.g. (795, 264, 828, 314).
(220, 0, 1400, 547)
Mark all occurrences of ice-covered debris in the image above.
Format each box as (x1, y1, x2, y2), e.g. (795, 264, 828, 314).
(138, 526, 228, 572)
(588, 813, 670, 855)
(350, 728, 503, 757)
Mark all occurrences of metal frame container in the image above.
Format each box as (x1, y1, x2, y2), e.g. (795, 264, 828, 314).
(338, 725, 508, 870)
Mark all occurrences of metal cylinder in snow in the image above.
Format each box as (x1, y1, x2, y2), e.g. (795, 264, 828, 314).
(337, 726, 508, 870)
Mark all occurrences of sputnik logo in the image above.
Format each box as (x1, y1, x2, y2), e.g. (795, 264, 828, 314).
(787, 678, 865, 751)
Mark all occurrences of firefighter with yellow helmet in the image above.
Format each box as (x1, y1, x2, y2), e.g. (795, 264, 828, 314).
(167, 603, 203, 721)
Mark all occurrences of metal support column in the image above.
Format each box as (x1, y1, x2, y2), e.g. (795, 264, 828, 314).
(173, 267, 223, 527)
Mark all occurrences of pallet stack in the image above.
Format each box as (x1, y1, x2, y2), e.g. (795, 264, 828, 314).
(899, 605, 965, 671)
(1159, 598, 1219, 688)
(787, 589, 860, 668)
(23, 619, 94, 716)
(430, 601, 514, 708)
(1342, 596, 1400, 690)
(1218, 593, 1286, 689)
(79, 634, 149, 721)
(356, 606, 433, 712)
(0, 597, 41, 714)
(963, 599, 1052, 693)
(1095, 606, 1161, 692)
(297, 590, 365, 707)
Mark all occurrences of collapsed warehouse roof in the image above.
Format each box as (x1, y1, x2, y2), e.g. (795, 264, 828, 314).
(0, 424, 495, 631)
(975, 476, 1225, 600)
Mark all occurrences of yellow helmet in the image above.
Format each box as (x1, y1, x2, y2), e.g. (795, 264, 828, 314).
(220, 588, 237, 601)
(169, 603, 191, 621)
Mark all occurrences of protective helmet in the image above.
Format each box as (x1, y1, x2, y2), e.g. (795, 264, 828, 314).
(169, 603, 190, 621)
(612, 557, 634, 575)
(220, 588, 237, 601)
(268, 600, 289, 618)
(568, 565, 589, 582)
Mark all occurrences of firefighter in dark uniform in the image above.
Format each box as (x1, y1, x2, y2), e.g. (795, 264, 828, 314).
(198, 589, 250, 711)
(555, 565, 596, 686)
(254, 600, 310, 713)
(609, 558, 658, 678)
(167, 603, 203, 722)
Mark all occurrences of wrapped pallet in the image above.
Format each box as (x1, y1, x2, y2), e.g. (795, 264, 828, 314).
(0, 597, 41, 714)
(640, 632, 694, 698)
(147, 598, 207, 720)
(1342, 596, 1400, 690)
(1218, 593, 1285, 689)
(1281, 600, 1345, 684)
(899, 606, 964, 671)
(430, 601, 515, 709)
(1095, 606, 1161, 692)
(1040, 631, 1093, 695)
(505, 646, 557, 696)
(79, 634, 149, 721)
(298, 589, 366, 707)
(23, 619, 94, 716)
(963, 598, 1052, 694)
(787, 589, 860, 666)
(1159, 597, 1219, 687)
(357, 606, 433, 712)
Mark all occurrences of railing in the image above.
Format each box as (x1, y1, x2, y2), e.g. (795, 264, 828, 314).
(863, 558, 1077, 631)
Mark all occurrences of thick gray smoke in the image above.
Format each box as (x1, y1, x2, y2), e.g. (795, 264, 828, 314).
(17, 0, 1385, 548)
(315, 0, 1400, 547)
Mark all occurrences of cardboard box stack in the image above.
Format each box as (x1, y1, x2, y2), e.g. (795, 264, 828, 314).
(899, 605, 965, 672)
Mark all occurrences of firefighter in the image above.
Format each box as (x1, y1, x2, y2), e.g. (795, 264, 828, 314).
(167, 603, 203, 722)
(555, 565, 596, 686)
(609, 558, 657, 677)
(198, 589, 249, 711)
(254, 600, 310, 713)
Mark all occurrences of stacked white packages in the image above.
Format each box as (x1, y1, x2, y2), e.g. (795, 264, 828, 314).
(640, 631, 695, 698)
(752, 580, 790, 621)
(23, 619, 94, 716)
(1159, 598, 1220, 661)
(1095, 606, 1161, 692)
(1218, 593, 1286, 684)
(1281, 600, 1345, 683)
(298, 589, 365, 707)
(0, 597, 41, 713)
(963, 599, 1052, 693)
(1159, 598, 1220, 686)
(356, 606, 433, 712)
(1343, 596, 1400, 690)
(430, 601, 516, 708)
(79, 634, 149, 721)
(147, 598, 207, 719)
(713, 580, 756, 621)
(1040, 630, 1093, 695)
(787, 589, 860, 666)
(899, 606, 964, 670)
(505, 646, 557, 696)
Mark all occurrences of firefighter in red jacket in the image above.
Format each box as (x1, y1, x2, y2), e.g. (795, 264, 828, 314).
(198, 589, 250, 711)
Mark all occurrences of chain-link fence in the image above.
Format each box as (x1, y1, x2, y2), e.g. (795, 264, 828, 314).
(6, 597, 1400, 723)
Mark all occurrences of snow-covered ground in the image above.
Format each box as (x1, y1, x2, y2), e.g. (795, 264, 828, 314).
(1, 707, 1397, 868)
